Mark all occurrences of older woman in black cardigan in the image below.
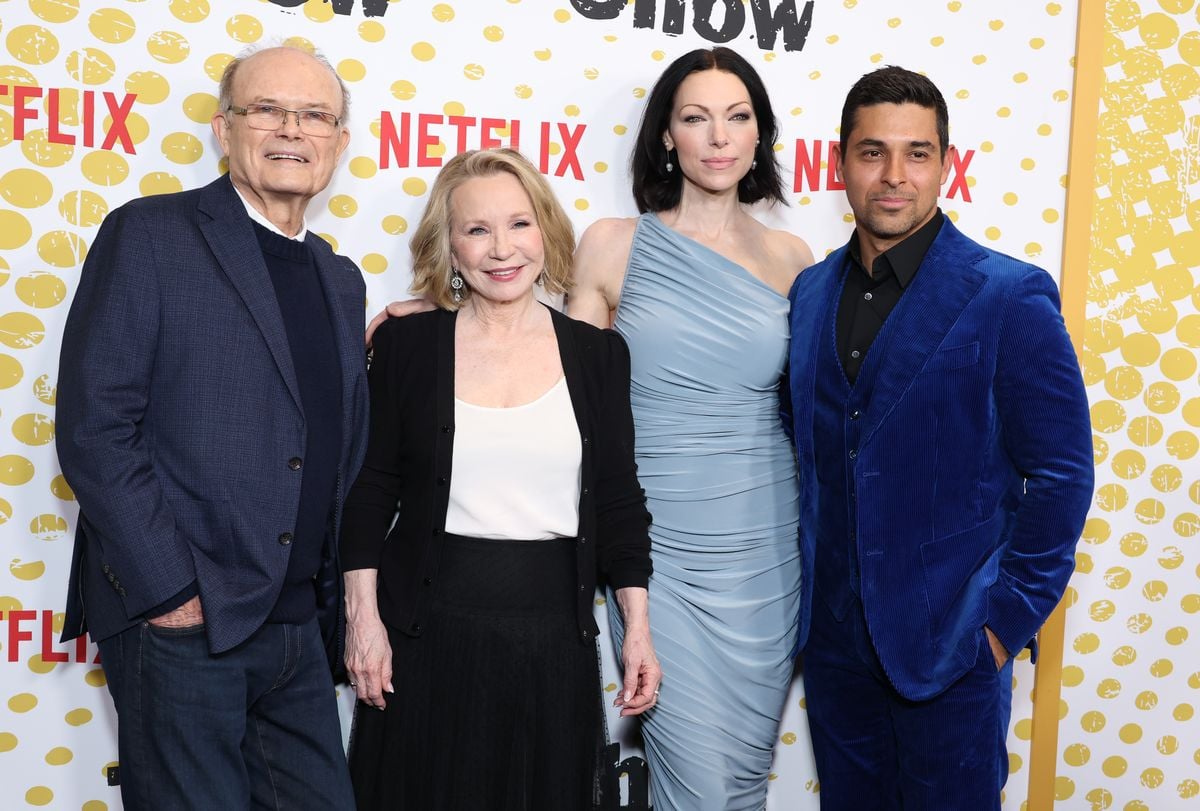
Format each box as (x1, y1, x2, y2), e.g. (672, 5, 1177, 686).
(340, 148, 661, 810)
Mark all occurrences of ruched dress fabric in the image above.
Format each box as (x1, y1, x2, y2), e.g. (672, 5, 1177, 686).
(609, 213, 802, 810)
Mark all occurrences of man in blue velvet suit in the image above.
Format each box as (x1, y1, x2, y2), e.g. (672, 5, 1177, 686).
(787, 67, 1093, 808)
(57, 46, 367, 809)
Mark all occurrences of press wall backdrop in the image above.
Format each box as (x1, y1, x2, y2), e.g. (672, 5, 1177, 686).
(0, 1, 1189, 809)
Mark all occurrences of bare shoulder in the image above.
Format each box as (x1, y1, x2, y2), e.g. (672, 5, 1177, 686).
(570, 217, 640, 325)
(762, 225, 815, 283)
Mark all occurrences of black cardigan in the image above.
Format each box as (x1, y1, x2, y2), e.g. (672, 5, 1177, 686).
(340, 306, 652, 642)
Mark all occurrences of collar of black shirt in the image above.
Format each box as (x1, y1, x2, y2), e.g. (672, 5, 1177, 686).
(847, 209, 945, 288)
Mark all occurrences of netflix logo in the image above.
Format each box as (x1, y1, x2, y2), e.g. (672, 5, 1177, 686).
(0, 85, 139, 155)
(379, 110, 588, 180)
(3, 610, 101, 665)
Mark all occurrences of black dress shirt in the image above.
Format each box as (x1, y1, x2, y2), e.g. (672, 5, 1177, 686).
(837, 210, 945, 383)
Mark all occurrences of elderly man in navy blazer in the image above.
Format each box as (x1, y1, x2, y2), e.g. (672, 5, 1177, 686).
(57, 45, 367, 809)
(787, 67, 1093, 808)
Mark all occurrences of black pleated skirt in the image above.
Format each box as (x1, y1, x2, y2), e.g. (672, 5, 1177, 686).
(349, 534, 604, 811)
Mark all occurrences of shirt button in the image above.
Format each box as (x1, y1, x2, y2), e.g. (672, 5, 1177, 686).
(850, 350, 861, 359)
(423, 577, 432, 586)
(579, 584, 587, 591)
(411, 623, 422, 632)
(437, 476, 447, 486)
(441, 425, 451, 433)
(579, 536, 587, 544)
(432, 528, 441, 536)
(848, 450, 857, 460)
(863, 292, 873, 301)
(288, 457, 302, 471)
(581, 631, 591, 641)
(278, 533, 293, 545)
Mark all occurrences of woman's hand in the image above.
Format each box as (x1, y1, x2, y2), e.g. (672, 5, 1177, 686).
(343, 569, 393, 710)
(613, 586, 661, 717)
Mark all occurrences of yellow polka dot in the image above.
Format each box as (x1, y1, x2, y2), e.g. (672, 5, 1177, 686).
(0, 168, 53, 209)
(412, 42, 436, 62)
(183, 93, 218, 125)
(613, 125, 627, 136)
(1003, 192, 1018, 206)
(483, 25, 504, 42)
(1074, 632, 1100, 654)
(45, 746, 72, 766)
(29, 0, 79, 23)
(169, 0, 210, 23)
(203, 53, 233, 84)
(0, 731, 18, 752)
(554, 9, 571, 22)
(1102, 755, 1128, 778)
(25, 787, 53, 806)
(930, 36, 944, 47)
(140, 172, 183, 197)
(328, 195, 357, 218)
(1045, 2, 1063, 15)
(338, 59, 366, 83)
(50, 474, 75, 500)
(65, 708, 93, 726)
(358, 20, 385, 42)
(1175, 703, 1194, 721)
(146, 31, 191, 64)
(1030, 37, 1045, 49)
(390, 80, 417, 101)
(402, 177, 427, 197)
(1021, 157, 1036, 170)
(431, 3, 455, 21)
(348, 157, 377, 179)
(8, 693, 37, 713)
(0, 354, 22, 390)
(161, 132, 203, 165)
(0, 312, 44, 348)
(360, 254, 387, 275)
(997, 107, 1012, 118)
(7, 25, 61, 65)
(226, 15, 262, 43)
(125, 71, 171, 105)
(984, 226, 1001, 240)
(382, 215, 407, 235)
(973, 55, 987, 65)
(515, 84, 533, 99)
(89, 8, 136, 44)
(10, 557, 46, 580)
(1080, 710, 1106, 732)
(534, 48, 552, 61)
(1112, 645, 1137, 665)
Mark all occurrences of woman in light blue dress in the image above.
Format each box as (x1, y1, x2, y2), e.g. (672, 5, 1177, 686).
(569, 48, 813, 810)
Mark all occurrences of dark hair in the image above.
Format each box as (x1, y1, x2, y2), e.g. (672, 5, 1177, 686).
(839, 66, 949, 156)
(631, 47, 785, 213)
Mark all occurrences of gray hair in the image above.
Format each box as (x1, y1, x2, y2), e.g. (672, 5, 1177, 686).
(217, 43, 351, 124)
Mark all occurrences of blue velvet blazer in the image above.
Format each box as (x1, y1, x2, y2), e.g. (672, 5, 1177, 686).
(787, 219, 1093, 700)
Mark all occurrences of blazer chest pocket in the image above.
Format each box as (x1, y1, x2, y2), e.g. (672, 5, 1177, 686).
(921, 341, 980, 373)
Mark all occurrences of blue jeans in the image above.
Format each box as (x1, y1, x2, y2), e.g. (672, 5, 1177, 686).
(98, 617, 354, 810)
(803, 589, 1014, 810)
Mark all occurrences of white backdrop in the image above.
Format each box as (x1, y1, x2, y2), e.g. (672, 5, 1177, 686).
(0, 1, 1082, 808)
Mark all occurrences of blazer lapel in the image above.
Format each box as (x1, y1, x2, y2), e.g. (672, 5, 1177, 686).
(857, 220, 988, 449)
(790, 249, 847, 465)
(197, 176, 303, 414)
(309, 237, 365, 426)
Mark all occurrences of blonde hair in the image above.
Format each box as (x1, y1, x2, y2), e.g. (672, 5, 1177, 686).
(409, 149, 575, 310)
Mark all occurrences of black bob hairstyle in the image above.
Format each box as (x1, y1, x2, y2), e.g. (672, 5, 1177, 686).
(631, 47, 786, 214)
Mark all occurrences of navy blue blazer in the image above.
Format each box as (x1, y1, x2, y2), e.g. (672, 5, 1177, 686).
(57, 174, 370, 661)
(787, 219, 1093, 700)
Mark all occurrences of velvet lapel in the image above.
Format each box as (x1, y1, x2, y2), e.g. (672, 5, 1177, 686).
(196, 175, 303, 415)
(856, 219, 988, 450)
(790, 247, 848, 465)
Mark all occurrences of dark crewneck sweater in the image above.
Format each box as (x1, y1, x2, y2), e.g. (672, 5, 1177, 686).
(253, 222, 343, 624)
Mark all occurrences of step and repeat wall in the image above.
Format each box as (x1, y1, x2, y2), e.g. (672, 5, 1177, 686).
(2, 1, 1178, 809)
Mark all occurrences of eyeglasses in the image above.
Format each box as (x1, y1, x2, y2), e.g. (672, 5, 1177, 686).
(226, 104, 341, 137)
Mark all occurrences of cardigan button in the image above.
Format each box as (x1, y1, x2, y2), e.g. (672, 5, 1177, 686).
(848, 450, 857, 460)
(850, 410, 861, 420)
(278, 532, 293, 545)
(288, 457, 302, 471)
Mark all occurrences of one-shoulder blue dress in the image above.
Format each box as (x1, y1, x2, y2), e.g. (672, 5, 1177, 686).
(609, 213, 802, 810)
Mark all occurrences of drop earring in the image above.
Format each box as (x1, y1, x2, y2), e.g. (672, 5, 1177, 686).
(664, 143, 674, 173)
(450, 267, 464, 303)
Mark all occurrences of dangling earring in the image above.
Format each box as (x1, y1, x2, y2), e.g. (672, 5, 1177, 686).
(664, 143, 674, 173)
(450, 267, 465, 303)
(536, 271, 546, 287)
(751, 138, 759, 171)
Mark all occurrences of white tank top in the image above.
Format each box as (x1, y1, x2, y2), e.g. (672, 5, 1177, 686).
(445, 377, 582, 540)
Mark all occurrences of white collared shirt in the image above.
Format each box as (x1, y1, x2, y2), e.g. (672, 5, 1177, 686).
(232, 183, 308, 242)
